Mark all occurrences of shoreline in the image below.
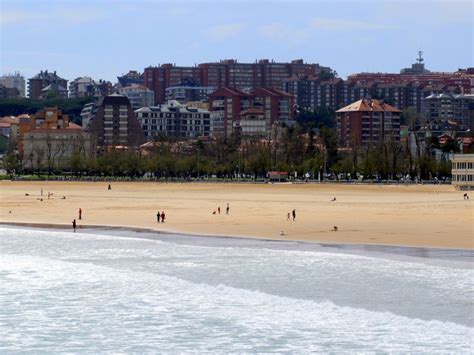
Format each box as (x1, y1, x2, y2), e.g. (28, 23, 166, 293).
(2, 221, 474, 253)
(1, 181, 472, 250)
(2, 222, 473, 267)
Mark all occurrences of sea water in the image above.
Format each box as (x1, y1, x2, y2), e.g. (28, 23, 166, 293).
(0, 226, 473, 352)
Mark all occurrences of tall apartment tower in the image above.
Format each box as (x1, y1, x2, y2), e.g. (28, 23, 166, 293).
(87, 94, 145, 147)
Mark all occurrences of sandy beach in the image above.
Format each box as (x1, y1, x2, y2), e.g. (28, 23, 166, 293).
(0, 181, 472, 249)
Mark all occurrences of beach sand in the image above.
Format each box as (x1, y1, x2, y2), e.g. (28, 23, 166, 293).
(0, 181, 472, 249)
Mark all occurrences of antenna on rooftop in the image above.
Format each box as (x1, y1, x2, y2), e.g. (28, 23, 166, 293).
(417, 50, 424, 64)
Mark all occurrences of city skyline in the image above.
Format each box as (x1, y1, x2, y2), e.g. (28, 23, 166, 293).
(1, 0, 472, 82)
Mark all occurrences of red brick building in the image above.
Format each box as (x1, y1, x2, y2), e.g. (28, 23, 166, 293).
(336, 99, 401, 148)
(209, 87, 295, 136)
(144, 59, 330, 104)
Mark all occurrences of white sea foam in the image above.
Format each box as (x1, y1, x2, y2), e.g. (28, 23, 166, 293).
(0, 227, 473, 352)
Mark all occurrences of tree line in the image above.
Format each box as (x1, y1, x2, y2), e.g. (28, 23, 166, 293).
(2, 106, 464, 180)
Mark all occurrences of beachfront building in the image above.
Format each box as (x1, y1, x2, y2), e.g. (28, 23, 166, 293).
(336, 99, 401, 148)
(135, 100, 214, 139)
(451, 154, 474, 189)
(87, 93, 145, 148)
(22, 127, 92, 170)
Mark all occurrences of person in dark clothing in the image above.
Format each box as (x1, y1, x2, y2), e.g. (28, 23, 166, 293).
(292, 209, 296, 221)
(218, 206, 221, 214)
(161, 211, 165, 223)
(108, 184, 111, 190)
(79, 208, 82, 220)
(72, 219, 76, 232)
(157, 212, 161, 222)
(226, 203, 230, 215)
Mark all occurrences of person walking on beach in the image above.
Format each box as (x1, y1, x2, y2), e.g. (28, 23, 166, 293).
(464, 193, 469, 200)
(78, 208, 82, 220)
(108, 184, 111, 190)
(161, 211, 165, 223)
(226, 203, 230, 215)
(157, 212, 161, 222)
(72, 219, 76, 233)
(292, 209, 296, 221)
(287, 212, 291, 221)
(218, 206, 221, 214)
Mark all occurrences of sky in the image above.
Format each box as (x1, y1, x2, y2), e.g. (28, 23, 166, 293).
(0, 0, 473, 83)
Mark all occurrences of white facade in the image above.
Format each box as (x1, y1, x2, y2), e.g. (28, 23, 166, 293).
(0, 72, 26, 97)
(119, 84, 154, 109)
(135, 101, 215, 139)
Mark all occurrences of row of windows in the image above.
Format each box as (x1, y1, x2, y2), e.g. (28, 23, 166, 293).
(452, 174, 474, 182)
(453, 162, 474, 169)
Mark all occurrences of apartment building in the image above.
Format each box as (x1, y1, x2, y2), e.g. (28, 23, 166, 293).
(28, 70, 68, 99)
(208, 87, 295, 137)
(423, 93, 474, 128)
(0, 84, 20, 99)
(336, 99, 401, 148)
(87, 94, 145, 147)
(144, 59, 331, 104)
(208, 87, 253, 135)
(117, 71, 144, 87)
(0, 72, 25, 97)
(165, 86, 215, 103)
(118, 84, 155, 109)
(69, 77, 113, 98)
(135, 100, 214, 139)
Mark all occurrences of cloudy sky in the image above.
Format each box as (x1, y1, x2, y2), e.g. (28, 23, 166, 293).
(1, 0, 472, 82)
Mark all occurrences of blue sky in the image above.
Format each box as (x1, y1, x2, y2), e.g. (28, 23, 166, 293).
(1, 0, 472, 83)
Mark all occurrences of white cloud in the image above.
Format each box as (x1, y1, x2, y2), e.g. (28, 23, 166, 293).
(311, 17, 392, 31)
(207, 23, 245, 40)
(0, 8, 108, 26)
(259, 23, 310, 45)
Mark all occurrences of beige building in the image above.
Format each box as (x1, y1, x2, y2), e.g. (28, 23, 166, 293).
(451, 154, 474, 189)
(23, 128, 92, 170)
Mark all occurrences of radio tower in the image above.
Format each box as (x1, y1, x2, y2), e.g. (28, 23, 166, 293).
(417, 50, 424, 64)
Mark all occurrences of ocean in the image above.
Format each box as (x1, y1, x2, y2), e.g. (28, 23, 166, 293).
(1, 226, 473, 352)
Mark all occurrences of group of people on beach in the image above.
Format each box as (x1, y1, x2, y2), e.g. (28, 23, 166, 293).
(213, 203, 230, 215)
(156, 211, 166, 223)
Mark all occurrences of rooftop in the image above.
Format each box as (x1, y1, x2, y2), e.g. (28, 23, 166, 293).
(336, 99, 401, 113)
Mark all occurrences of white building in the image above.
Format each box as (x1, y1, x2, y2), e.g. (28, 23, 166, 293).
(80, 102, 95, 128)
(69, 77, 97, 98)
(0, 72, 26, 97)
(118, 84, 154, 109)
(135, 100, 215, 139)
(452, 154, 474, 189)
